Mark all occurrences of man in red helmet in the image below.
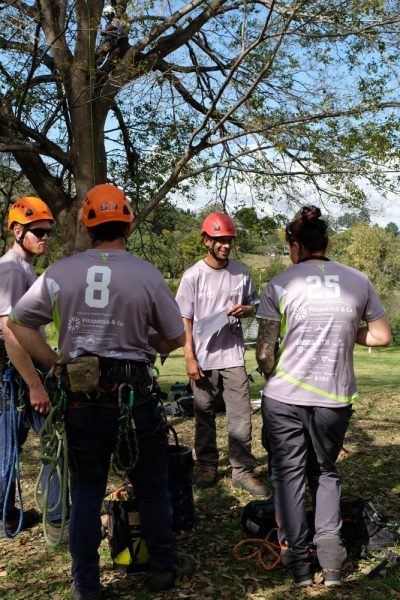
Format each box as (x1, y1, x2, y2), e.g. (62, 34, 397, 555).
(0, 197, 67, 540)
(175, 212, 267, 495)
(7, 184, 195, 599)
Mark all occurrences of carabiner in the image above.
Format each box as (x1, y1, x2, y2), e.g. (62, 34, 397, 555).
(118, 382, 134, 407)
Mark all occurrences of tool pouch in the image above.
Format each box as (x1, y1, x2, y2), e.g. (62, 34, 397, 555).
(65, 356, 100, 394)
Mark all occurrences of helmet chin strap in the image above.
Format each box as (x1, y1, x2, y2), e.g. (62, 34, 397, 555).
(16, 227, 34, 256)
(208, 241, 217, 258)
(208, 240, 227, 264)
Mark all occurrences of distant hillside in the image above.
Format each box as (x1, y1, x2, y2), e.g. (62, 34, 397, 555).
(240, 253, 291, 270)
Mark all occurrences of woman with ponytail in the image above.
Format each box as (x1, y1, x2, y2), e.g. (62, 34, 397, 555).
(255, 206, 391, 587)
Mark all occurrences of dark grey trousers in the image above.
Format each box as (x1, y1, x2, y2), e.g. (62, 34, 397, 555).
(191, 367, 255, 477)
(262, 395, 352, 570)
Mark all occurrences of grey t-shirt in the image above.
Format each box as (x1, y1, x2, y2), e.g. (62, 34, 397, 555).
(175, 258, 258, 369)
(11, 249, 184, 363)
(0, 250, 37, 341)
(257, 260, 386, 407)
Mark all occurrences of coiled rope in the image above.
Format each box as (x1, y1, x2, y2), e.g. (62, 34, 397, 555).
(112, 383, 139, 477)
(1, 367, 24, 538)
(35, 385, 69, 547)
(232, 528, 281, 571)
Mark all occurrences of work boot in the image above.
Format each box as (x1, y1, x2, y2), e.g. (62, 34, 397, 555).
(292, 563, 313, 587)
(323, 569, 342, 587)
(148, 553, 196, 592)
(195, 467, 217, 489)
(0, 508, 40, 538)
(70, 583, 102, 600)
(46, 519, 69, 546)
(232, 473, 267, 496)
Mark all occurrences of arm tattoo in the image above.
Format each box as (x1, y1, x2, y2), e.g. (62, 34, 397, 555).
(256, 319, 280, 377)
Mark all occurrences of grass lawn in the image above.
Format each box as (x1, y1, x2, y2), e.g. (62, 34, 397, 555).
(1, 347, 400, 599)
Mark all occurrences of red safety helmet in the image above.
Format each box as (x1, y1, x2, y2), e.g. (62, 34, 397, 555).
(200, 212, 237, 238)
(81, 184, 134, 227)
(8, 196, 54, 230)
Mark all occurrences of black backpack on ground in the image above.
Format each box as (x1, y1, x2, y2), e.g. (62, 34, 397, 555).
(167, 425, 196, 530)
(241, 497, 400, 554)
(241, 497, 276, 538)
(339, 498, 400, 553)
(167, 383, 195, 417)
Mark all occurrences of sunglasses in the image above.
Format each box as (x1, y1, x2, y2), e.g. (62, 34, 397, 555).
(26, 227, 53, 239)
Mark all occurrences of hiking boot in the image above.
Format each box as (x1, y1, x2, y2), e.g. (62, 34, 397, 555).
(195, 467, 217, 489)
(292, 564, 313, 587)
(148, 553, 196, 592)
(46, 519, 69, 546)
(0, 508, 40, 538)
(70, 583, 102, 600)
(232, 473, 267, 496)
(323, 569, 342, 587)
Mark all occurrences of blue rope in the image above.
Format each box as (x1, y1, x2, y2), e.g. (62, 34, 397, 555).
(1, 367, 24, 538)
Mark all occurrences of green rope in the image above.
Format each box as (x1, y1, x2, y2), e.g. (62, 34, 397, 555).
(35, 387, 69, 547)
(112, 384, 139, 477)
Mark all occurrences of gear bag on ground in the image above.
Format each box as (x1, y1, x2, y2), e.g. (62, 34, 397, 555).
(105, 428, 195, 573)
(241, 497, 400, 553)
(167, 425, 196, 530)
(104, 484, 149, 574)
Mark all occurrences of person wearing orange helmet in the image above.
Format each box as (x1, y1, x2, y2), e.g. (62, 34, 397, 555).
(0, 196, 68, 540)
(175, 212, 267, 496)
(7, 184, 195, 599)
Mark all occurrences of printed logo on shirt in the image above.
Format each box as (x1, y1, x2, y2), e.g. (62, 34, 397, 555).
(298, 338, 330, 347)
(68, 315, 81, 331)
(294, 305, 308, 321)
(198, 287, 214, 300)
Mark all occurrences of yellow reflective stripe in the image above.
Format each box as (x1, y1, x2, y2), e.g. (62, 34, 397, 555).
(52, 291, 61, 335)
(9, 312, 21, 325)
(276, 368, 358, 404)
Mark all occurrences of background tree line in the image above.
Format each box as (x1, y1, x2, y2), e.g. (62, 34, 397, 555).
(1, 1, 400, 253)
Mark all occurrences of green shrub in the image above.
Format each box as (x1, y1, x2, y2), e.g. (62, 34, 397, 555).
(262, 257, 287, 283)
(389, 315, 400, 345)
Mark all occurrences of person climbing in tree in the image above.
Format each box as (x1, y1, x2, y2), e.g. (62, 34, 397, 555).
(96, 5, 124, 68)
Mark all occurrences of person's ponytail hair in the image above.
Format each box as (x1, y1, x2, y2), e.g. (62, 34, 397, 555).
(285, 205, 328, 253)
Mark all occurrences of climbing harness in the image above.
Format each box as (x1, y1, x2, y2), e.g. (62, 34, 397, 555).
(1, 366, 24, 538)
(35, 373, 69, 546)
(232, 528, 281, 571)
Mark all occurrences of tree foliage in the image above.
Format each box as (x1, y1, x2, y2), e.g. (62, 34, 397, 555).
(341, 222, 400, 295)
(0, 1, 400, 251)
(385, 221, 399, 237)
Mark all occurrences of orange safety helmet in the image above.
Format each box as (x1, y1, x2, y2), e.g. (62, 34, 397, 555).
(81, 184, 134, 227)
(200, 212, 237, 238)
(8, 196, 54, 230)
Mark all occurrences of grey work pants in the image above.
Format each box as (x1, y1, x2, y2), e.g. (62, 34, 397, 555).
(191, 367, 255, 477)
(262, 395, 352, 570)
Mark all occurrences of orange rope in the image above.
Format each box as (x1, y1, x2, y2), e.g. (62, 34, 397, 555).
(232, 528, 281, 571)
